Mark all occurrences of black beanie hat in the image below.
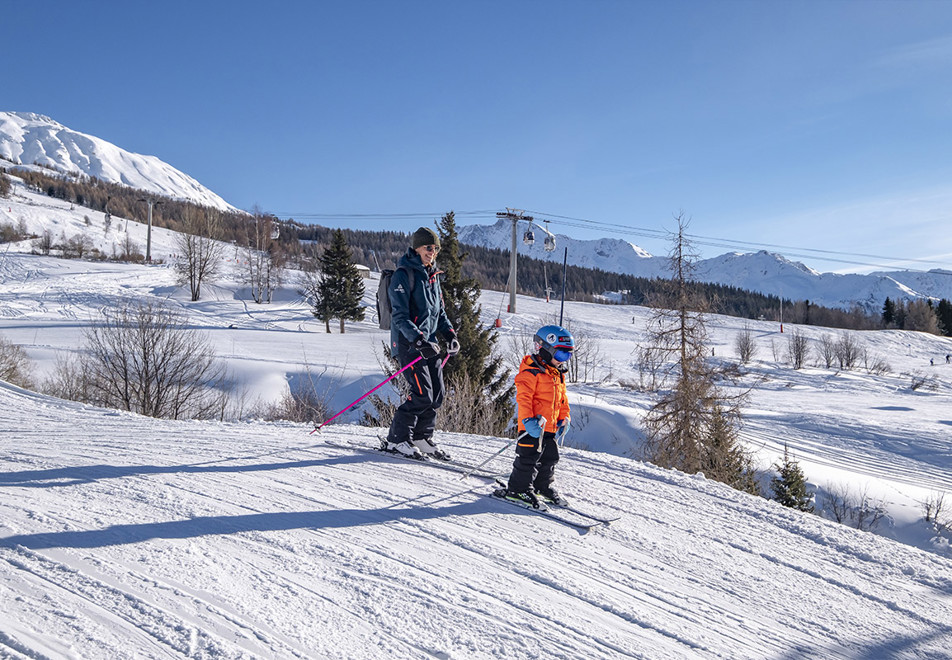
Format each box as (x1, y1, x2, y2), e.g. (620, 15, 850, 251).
(411, 227, 440, 250)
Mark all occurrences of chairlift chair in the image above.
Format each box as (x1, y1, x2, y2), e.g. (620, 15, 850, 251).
(523, 225, 535, 246)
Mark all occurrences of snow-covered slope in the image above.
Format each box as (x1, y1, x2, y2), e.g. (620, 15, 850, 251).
(0, 111, 237, 212)
(3, 181, 952, 655)
(459, 219, 952, 310)
(2, 383, 951, 659)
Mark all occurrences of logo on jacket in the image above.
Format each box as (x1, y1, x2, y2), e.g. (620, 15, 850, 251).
(394, 283, 406, 294)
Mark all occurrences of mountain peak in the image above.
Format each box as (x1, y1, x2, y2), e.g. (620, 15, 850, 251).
(458, 221, 952, 308)
(0, 110, 238, 213)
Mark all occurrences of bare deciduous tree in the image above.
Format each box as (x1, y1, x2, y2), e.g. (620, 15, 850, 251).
(42, 352, 87, 401)
(240, 207, 285, 304)
(33, 229, 53, 255)
(835, 332, 862, 370)
(903, 299, 940, 334)
(436, 367, 514, 436)
(0, 335, 35, 389)
(786, 330, 809, 370)
(821, 482, 886, 531)
(817, 334, 837, 368)
(633, 343, 667, 392)
(75, 300, 228, 419)
(175, 208, 226, 301)
(735, 324, 756, 364)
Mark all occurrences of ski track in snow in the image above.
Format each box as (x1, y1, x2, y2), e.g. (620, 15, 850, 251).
(2, 390, 952, 659)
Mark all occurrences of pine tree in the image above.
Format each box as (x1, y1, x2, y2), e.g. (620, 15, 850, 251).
(642, 214, 756, 492)
(882, 297, 895, 327)
(435, 212, 515, 435)
(770, 444, 814, 512)
(313, 229, 365, 333)
(0, 172, 11, 198)
(935, 298, 952, 337)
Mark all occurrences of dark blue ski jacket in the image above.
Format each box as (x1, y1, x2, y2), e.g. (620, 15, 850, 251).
(389, 248, 455, 354)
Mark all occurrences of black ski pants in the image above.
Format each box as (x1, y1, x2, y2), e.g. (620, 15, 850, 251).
(387, 350, 445, 446)
(507, 431, 559, 493)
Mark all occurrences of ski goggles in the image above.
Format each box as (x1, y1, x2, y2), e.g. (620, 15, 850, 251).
(553, 348, 573, 362)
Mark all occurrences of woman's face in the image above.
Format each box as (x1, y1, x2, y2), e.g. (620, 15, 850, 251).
(415, 244, 439, 266)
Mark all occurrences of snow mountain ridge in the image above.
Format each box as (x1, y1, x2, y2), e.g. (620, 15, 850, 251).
(458, 219, 952, 311)
(0, 111, 237, 213)
(3, 109, 950, 311)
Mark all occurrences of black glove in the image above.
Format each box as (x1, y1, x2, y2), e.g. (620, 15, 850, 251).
(414, 336, 440, 359)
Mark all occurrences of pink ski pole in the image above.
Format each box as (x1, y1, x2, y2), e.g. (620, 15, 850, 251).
(310, 355, 422, 434)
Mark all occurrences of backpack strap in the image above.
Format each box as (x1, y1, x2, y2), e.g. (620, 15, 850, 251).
(397, 265, 415, 312)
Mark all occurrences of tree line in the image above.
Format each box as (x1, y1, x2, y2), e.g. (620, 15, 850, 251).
(7, 165, 952, 337)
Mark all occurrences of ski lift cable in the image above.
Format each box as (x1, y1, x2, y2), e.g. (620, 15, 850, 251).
(272, 204, 949, 275)
(526, 208, 951, 270)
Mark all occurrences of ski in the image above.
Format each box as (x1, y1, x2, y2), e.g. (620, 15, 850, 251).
(559, 505, 621, 525)
(487, 488, 601, 531)
(493, 478, 620, 525)
(323, 439, 502, 480)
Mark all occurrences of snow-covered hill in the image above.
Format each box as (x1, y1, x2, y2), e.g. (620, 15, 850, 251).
(0, 111, 238, 213)
(3, 182, 952, 656)
(2, 383, 952, 658)
(459, 219, 952, 310)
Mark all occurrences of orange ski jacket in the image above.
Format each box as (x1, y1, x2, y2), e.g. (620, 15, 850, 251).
(514, 354, 570, 434)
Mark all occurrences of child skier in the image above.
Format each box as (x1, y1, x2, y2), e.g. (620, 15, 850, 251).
(500, 324, 575, 508)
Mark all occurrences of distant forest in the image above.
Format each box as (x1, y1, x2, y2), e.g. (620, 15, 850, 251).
(293, 224, 888, 331)
(7, 164, 951, 335)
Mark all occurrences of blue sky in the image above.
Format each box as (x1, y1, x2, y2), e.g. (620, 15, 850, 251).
(7, 0, 952, 273)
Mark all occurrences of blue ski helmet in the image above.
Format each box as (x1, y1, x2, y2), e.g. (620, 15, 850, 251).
(534, 325, 575, 366)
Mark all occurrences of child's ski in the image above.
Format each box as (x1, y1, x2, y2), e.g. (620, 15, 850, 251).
(487, 488, 601, 531)
(494, 478, 620, 525)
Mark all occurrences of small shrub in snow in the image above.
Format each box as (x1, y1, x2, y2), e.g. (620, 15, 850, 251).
(770, 445, 814, 512)
(734, 325, 756, 364)
(907, 371, 938, 392)
(0, 335, 35, 390)
(257, 362, 335, 425)
(835, 332, 862, 370)
(821, 482, 887, 532)
(922, 492, 951, 537)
